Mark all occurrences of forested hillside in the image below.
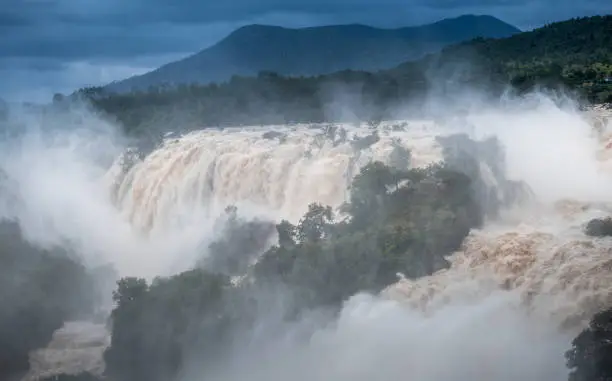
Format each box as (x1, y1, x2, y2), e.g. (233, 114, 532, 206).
(107, 15, 519, 92)
(57, 15, 611, 138)
(420, 15, 612, 100)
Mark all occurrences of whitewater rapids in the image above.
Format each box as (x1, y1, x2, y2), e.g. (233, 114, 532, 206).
(21, 322, 109, 381)
(7, 101, 612, 380)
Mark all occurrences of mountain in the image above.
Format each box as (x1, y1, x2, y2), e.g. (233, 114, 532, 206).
(82, 16, 612, 134)
(106, 14, 520, 92)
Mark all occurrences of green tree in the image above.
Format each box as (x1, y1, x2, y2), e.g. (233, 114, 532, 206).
(104, 270, 233, 381)
(295, 203, 333, 243)
(254, 160, 481, 308)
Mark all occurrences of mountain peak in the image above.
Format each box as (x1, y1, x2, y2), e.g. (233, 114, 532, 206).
(106, 15, 520, 93)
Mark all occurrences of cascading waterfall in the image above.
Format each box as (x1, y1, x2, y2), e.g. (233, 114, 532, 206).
(107, 121, 447, 232)
(5, 101, 612, 381)
(21, 322, 110, 381)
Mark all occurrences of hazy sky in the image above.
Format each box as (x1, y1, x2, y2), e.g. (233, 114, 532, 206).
(1, 0, 610, 102)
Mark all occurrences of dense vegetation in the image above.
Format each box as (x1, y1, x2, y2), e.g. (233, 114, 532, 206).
(426, 15, 612, 101)
(103, 271, 236, 381)
(56, 15, 612, 137)
(253, 165, 479, 308)
(0, 221, 97, 380)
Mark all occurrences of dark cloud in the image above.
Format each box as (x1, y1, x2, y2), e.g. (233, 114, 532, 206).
(0, 0, 610, 101)
(3, 0, 611, 59)
(1, 25, 202, 59)
(4, 0, 610, 28)
(0, 11, 31, 27)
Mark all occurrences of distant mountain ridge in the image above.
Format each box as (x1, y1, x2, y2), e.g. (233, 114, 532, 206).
(84, 15, 612, 133)
(106, 14, 520, 92)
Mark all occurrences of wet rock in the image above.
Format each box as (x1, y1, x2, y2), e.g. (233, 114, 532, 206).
(585, 217, 612, 237)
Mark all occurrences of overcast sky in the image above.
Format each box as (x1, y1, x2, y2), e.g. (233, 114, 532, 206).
(1, 0, 610, 102)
